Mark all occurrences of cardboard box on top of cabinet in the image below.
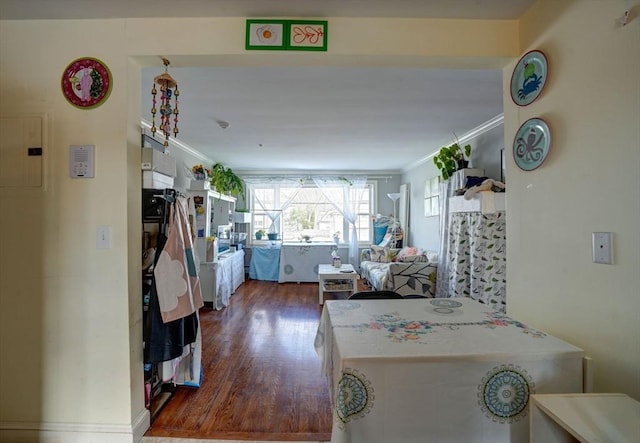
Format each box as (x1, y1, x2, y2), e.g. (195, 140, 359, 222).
(141, 147, 176, 177)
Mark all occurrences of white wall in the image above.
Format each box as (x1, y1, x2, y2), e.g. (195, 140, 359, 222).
(403, 0, 640, 401)
(0, 15, 517, 441)
(4, 4, 636, 441)
(505, 0, 640, 398)
(402, 157, 442, 251)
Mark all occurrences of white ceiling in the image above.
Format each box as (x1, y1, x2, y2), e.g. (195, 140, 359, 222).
(0, 0, 537, 21)
(2, 0, 536, 173)
(141, 65, 504, 172)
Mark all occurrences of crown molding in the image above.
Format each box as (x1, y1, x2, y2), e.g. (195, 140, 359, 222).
(402, 113, 504, 173)
(140, 120, 212, 164)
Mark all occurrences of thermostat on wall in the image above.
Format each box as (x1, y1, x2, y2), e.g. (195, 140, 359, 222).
(69, 145, 95, 178)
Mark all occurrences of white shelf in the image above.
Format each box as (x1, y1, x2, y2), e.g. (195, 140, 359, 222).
(189, 189, 236, 262)
(322, 280, 354, 292)
(318, 264, 358, 304)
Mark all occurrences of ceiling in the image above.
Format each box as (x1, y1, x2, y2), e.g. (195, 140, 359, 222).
(2, 0, 537, 173)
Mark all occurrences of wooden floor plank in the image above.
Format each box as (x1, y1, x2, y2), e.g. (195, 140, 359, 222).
(145, 279, 359, 441)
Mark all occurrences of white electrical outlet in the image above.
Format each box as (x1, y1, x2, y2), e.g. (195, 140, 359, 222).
(592, 232, 613, 264)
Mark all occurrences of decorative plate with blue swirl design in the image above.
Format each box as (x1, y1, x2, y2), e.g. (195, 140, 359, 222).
(513, 118, 551, 171)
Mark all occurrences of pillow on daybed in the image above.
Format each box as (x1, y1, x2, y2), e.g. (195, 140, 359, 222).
(370, 245, 400, 263)
(396, 246, 420, 259)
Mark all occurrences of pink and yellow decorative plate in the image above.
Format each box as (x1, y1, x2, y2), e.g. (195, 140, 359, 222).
(61, 57, 112, 109)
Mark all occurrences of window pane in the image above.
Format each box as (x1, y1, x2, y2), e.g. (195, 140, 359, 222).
(250, 182, 373, 243)
(355, 214, 370, 242)
(431, 177, 439, 195)
(283, 187, 340, 241)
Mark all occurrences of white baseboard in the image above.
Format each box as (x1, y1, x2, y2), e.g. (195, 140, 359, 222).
(132, 408, 151, 443)
(0, 409, 150, 443)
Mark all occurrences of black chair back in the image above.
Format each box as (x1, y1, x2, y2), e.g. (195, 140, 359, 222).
(349, 291, 403, 300)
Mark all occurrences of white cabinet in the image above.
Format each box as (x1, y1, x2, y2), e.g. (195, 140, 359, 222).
(199, 250, 245, 310)
(189, 189, 235, 262)
(530, 393, 640, 443)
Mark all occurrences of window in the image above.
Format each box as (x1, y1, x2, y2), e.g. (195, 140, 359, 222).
(250, 181, 374, 244)
(424, 176, 440, 217)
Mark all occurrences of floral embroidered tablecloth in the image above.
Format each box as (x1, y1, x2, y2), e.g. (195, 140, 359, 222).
(314, 298, 584, 443)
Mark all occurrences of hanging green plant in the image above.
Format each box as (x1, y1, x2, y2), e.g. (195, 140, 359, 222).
(433, 142, 472, 180)
(210, 163, 245, 199)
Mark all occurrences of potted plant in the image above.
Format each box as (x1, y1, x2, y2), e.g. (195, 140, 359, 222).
(255, 229, 266, 240)
(433, 142, 472, 180)
(210, 163, 245, 199)
(189, 164, 212, 190)
(191, 164, 211, 181)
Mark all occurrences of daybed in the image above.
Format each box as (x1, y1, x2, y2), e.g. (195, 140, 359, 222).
(359, 246, 438, 297)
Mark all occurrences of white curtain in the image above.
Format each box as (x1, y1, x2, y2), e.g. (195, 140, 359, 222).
(312, 175, 367, 265)
(246, 176, 306, 235)
(435, 168, 483, 298)
(446, 211, 506, 312)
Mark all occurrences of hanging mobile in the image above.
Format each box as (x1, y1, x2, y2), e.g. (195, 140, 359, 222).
(150, 58, 180, 148)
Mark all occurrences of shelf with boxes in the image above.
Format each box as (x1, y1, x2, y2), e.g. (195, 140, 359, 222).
(188, 188, 236, 262)
(188, 186, 248, 309)
(141, 143, 176, 189)
(141, 188, 177, 420)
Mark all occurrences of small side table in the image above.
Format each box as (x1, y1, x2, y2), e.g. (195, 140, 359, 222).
(318, 263, 358, 305)
(530, 393, 640, 443)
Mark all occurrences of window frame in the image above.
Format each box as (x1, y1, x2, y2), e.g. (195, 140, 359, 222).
(248, 179, 376, 245)
(424, 176, 440, 217)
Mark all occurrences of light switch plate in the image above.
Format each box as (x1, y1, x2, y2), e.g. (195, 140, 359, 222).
(97, 225, 112, 249)
(592, 232, 613, 264)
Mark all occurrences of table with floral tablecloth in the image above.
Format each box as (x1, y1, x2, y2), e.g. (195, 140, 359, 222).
(314, 298, 584, 443)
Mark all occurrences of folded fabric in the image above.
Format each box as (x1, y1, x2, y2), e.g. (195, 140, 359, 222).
(398, 254, 427, 263)
(463, 178, 505, 200)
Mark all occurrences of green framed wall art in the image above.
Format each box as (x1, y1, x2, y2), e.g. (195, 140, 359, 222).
(246, 19, 328, 51)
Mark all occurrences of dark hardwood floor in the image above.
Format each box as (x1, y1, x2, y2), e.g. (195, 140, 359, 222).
(145, 279, 360, 441)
